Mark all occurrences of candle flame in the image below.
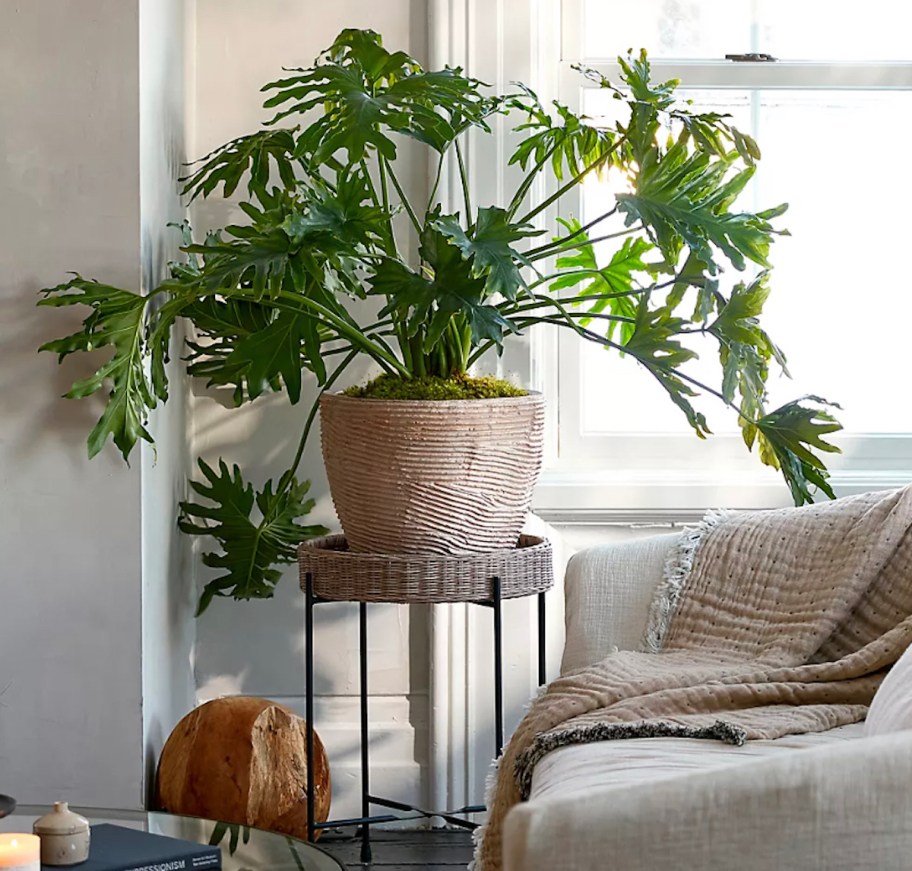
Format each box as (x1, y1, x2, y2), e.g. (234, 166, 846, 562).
(9, 839, 16, 847)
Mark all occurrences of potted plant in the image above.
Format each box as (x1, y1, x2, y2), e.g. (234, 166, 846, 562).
(39, 29, 841, 613)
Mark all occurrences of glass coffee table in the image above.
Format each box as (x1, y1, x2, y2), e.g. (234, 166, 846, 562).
(147, 812, 345, 870)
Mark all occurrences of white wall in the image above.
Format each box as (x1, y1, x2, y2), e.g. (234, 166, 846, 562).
(188, 0, 431, 819)
(139, 0, 196, 804)
(0, 0, 145, 809)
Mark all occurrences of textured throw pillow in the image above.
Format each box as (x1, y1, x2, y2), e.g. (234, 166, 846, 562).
(864, 641, 912, 736)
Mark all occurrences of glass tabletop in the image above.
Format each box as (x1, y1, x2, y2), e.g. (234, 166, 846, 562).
(147, 812, 345, 871)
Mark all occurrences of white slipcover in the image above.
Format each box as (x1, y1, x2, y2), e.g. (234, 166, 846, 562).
(503, 533, 912, 871)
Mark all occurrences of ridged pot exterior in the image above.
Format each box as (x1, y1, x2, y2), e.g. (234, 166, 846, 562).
(319, 392, 546, 555)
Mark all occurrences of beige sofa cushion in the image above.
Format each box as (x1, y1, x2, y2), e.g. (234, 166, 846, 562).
(529, 723, 864, 801)
(506, 729, 912, 871)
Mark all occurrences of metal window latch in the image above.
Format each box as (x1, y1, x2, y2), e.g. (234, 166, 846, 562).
(725, 53, 778, 62)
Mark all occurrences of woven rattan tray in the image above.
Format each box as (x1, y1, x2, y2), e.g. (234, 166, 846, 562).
(298, 534, 554, 604)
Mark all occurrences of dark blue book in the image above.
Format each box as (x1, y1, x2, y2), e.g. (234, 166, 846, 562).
(41, 823, 221, 871)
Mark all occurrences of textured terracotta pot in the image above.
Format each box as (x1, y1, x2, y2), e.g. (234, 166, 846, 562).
(319, 392, 546, 555)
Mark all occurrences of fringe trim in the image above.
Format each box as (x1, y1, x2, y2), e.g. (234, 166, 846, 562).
(469, 752, 500, 871)
(470, 683, 549, 869)
(642, 508, 734, 653)
(514, 719, 747, 800)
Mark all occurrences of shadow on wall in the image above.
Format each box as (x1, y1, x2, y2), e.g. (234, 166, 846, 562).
(0, 285, 111, 462)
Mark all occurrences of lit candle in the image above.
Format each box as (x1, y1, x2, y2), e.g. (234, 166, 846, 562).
(0, 834, 40, 870)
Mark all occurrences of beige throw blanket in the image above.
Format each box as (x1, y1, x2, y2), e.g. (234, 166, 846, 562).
(474, 486, 912, 871)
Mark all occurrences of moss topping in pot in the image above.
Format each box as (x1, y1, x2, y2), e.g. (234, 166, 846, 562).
(343, 373, 528, 401)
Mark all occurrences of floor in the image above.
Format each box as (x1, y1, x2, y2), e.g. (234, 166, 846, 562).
(319, 829, 475, 870)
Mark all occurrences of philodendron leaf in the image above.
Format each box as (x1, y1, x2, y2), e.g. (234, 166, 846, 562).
(709, 274, 785, 369)
(182, 297, 276, 405)
(431, 206, 543, 301)
(507, 87, 618, 182)
(218, 310, 325, 402)
(616, 139, 787, 274)
(550, 217, 653, 344)
(38, 276, 163, 461)
(263, 29, 497, 165)
(754, 397, 842, 505)
(623, 298, 711, 438)
(179, 459, 328, 615)
(180, 127, 300, 203)
(709, 274, 789, 451)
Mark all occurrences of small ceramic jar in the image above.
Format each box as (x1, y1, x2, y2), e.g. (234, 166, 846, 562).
(33, 802, 90, 866)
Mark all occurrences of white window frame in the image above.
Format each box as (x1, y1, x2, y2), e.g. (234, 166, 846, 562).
(529, 0, 912, 519)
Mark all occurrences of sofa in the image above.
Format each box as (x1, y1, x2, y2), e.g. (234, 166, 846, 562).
(502, 532, 912, 871)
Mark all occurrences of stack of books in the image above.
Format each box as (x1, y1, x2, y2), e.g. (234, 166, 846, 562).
(41, 824, 221, 871)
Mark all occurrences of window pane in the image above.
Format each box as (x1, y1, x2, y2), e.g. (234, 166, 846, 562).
(582, 0, 912, 62)
(577, 88, 912, 435)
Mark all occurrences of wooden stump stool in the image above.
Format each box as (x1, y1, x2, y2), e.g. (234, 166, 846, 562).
(155, 696, 331, 840)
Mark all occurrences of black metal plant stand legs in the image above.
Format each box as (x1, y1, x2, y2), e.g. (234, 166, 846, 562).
(303, 571, 548, 857)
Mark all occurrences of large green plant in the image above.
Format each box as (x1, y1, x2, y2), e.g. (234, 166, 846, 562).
(40, 30, 841, 613)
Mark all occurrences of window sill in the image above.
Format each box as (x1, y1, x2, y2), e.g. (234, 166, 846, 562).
(531, 468, 909, 524)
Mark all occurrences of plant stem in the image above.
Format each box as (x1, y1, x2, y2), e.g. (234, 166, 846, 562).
(360, 159, 381, 206)
(278, 347, 360, 495)
(455, 138, 472, 223)
(524, 208, 620, 258)
(519, 272, 704, 297)
(526, 226, 643, 262)
(158, 286, 410, 378)
(547, 311, 758, 427)
(517, 138, 626, 226)
(362, 158, 397, 257)
(427, 150, 446, 213)
(410, 332, 427, 377)
(377, 155, 400, 253)
(505, 147, 559, 220)
(385, 161, 422, 235)
(397, 323, 414, 372)
(519, 270, 642, 295)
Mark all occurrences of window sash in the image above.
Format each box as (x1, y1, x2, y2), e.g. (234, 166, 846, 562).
(531, 1, 912, 514)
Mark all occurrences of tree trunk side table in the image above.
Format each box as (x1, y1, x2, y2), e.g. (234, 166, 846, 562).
(298, 534, 554, 862)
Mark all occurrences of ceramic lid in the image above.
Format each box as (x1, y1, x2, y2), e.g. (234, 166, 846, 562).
(33, 802, 89, 836)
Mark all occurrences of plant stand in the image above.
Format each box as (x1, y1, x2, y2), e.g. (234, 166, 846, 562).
(298, 534, 554, 863)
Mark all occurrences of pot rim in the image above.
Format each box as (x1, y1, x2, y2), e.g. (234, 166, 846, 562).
(320, 389, 543, 407)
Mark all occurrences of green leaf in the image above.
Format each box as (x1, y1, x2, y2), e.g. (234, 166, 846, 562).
(182, 296, 309, 405)
(262, 29, 498, 166)
(371, 261, 514, 351)
(708, 274, 789, 448)
(754, 398, 842, 505)
(600, 50, 677, 165)
(178, 459, 328, 614)
(616, 142, 785, 274)
(370, 222, 517, 351)
(280, 168, 385, 252)
(623, 298, 710, 438)
(221, 310, 319, 402)
(180, 180, 374, 326)
(664, 250, 719, 320)
(185, 232, 294, 299)
(507, 89, 618, 181)
(431, 206, 543, 300)
(180, 128, 300, 203)
(38, 276, 161, 460)
(550, 217, 653, 343)
(624, 298, 698, 370)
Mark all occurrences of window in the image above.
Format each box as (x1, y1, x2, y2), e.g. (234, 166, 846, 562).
(534, 0, 912, 515)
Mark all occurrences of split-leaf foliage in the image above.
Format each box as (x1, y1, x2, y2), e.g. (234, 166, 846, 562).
(39, 32, 842, 613)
